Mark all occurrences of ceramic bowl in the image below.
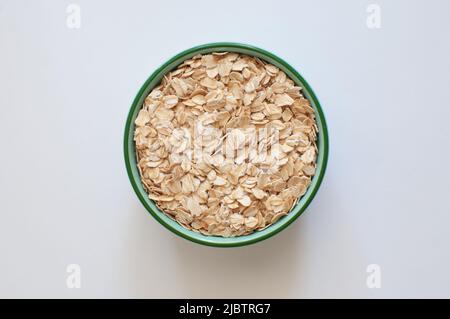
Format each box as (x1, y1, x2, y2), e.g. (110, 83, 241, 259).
(124, 42, 329, 247)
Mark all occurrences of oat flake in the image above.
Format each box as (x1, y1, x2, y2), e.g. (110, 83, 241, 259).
(134, 52, 318, 237)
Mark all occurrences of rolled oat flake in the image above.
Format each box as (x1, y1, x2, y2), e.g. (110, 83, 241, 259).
(134, 52, 318, 237)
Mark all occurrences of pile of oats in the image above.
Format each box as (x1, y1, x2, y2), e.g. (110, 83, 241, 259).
(134, 52, 318, 237)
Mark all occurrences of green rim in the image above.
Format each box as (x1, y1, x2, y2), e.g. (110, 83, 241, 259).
(124, 42, 329, 247)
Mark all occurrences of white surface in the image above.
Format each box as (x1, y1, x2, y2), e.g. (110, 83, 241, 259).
(1, 0, 450, 298)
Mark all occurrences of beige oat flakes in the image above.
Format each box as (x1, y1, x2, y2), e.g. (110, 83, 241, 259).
(134, 52, 318, 237)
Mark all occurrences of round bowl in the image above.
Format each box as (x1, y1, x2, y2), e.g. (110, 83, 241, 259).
(124, 42, 329, 247)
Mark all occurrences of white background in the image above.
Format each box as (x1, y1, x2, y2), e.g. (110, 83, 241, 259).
(1, 0, 450, 298)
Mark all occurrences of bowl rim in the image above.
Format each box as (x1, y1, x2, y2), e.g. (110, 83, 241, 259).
(124, 42, 329, 247)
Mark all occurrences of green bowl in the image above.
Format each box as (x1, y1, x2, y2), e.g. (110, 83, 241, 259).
(124, 42, 329, 247)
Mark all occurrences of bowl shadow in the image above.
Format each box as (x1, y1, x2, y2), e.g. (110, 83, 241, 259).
(170, 222, 307, 298)
(120, 201, 311, 298)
